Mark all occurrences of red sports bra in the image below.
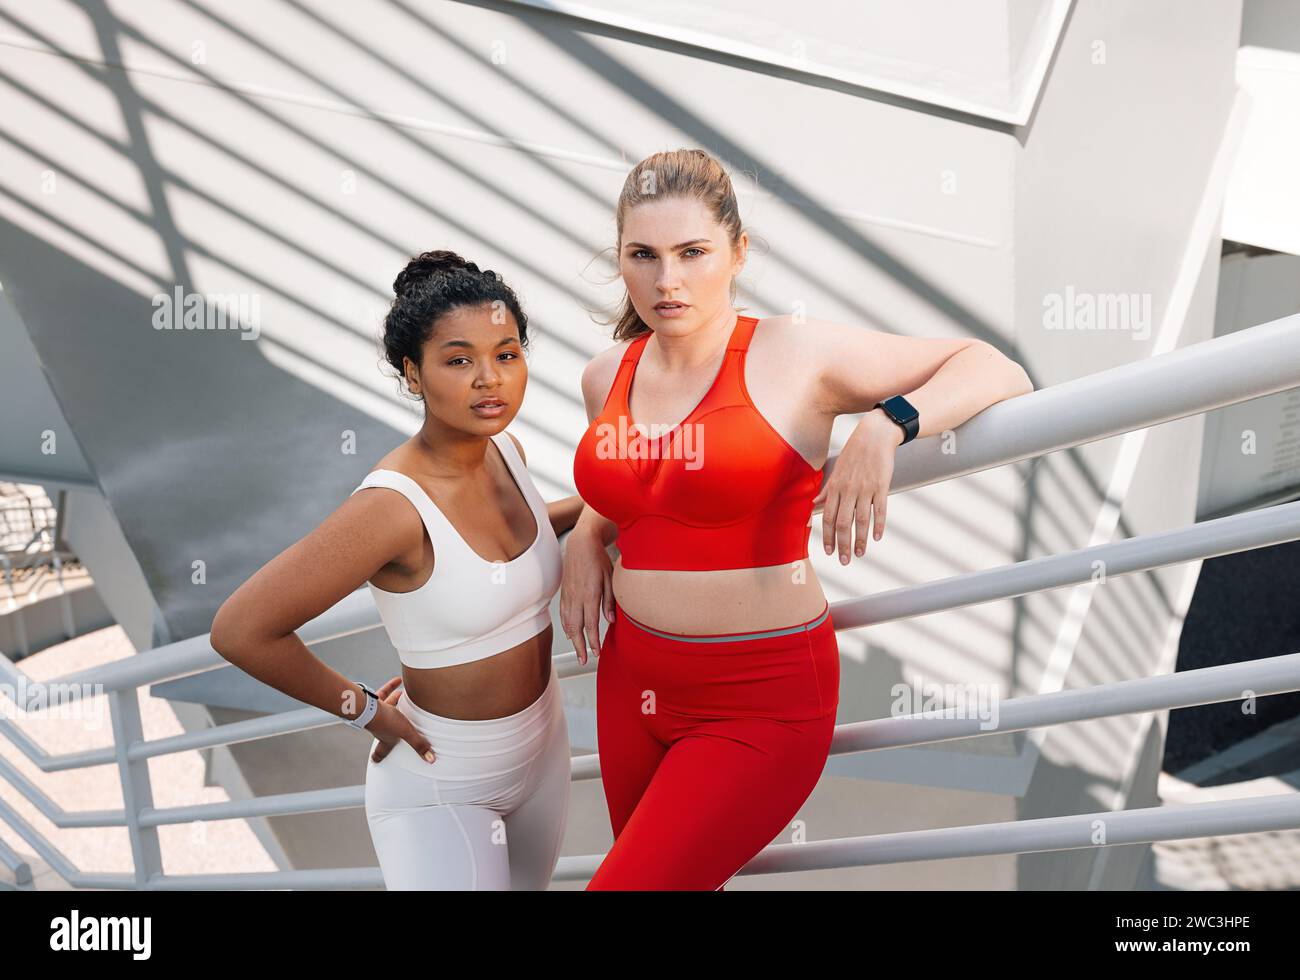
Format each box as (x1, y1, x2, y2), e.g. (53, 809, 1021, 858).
(572, 313, 823, 571)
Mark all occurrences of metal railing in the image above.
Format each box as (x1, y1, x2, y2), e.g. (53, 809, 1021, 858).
(0, 484, 59, 555)
(2, 312, 1299, 890)
(0, 486, 84, 661)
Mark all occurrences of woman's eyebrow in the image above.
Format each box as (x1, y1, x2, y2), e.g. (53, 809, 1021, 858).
(440, 336, 518, 349)
(623, 238, 712, 250)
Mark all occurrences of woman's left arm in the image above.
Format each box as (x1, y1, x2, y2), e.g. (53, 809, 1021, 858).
(807, 317, 1034, 563)
(548, 496, 585, 537)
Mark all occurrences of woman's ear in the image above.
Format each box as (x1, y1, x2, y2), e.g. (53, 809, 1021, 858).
(402, 355, 420, 395)
(733, 232, 749, 275)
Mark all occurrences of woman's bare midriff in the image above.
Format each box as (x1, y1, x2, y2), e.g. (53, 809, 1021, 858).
(400, 624, 553, 720)
(611, 560, 827, 635)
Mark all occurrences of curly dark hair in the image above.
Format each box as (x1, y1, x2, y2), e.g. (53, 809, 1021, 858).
(381, 250, 529, 397)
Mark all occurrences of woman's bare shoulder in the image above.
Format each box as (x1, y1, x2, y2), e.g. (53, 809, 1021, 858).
(364, 438, 423, 478)
(580, 336, 637, 417)
(750, 313, 826, 375)
(349, 443, 428, 522)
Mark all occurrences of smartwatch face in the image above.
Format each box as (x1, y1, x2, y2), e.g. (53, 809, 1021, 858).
(885, 396, 918, 423)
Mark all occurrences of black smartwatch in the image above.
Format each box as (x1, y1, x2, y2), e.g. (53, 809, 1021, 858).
(874, 395, 919, 445)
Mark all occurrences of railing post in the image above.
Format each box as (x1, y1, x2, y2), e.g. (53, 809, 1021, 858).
(53, 552, 75, 640)
(109, 690, 161, 888)
(1, 555, 29, 658)
(0, 834, 32, 886)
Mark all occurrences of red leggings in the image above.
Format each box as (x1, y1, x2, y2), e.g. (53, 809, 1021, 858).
(587, 599, 839, 890)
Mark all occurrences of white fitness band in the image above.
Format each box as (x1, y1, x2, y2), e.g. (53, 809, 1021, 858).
(346, 681, 380, 730)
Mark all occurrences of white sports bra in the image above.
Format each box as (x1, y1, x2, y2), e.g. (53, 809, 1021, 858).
(351, 431, 562, 669)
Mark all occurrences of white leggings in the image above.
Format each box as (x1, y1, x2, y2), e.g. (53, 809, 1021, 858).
(364, 660, 571, 890)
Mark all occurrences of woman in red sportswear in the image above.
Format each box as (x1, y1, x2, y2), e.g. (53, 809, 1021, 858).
(565, 148, 1033, 890)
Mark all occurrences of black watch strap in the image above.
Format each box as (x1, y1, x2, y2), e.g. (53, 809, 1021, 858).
(874, 395, 919, 445)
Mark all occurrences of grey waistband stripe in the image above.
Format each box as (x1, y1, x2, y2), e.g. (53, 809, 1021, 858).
(622, 604, 830, 643)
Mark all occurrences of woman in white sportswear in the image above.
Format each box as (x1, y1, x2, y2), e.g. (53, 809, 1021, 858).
(211, 250, 580, 890)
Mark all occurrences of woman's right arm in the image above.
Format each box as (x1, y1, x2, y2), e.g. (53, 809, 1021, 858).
(560, 353, 621, 665)
(209, 489, 436, 764)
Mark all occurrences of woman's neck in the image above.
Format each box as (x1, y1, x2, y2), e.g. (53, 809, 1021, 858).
(645, 308, 737, 373)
